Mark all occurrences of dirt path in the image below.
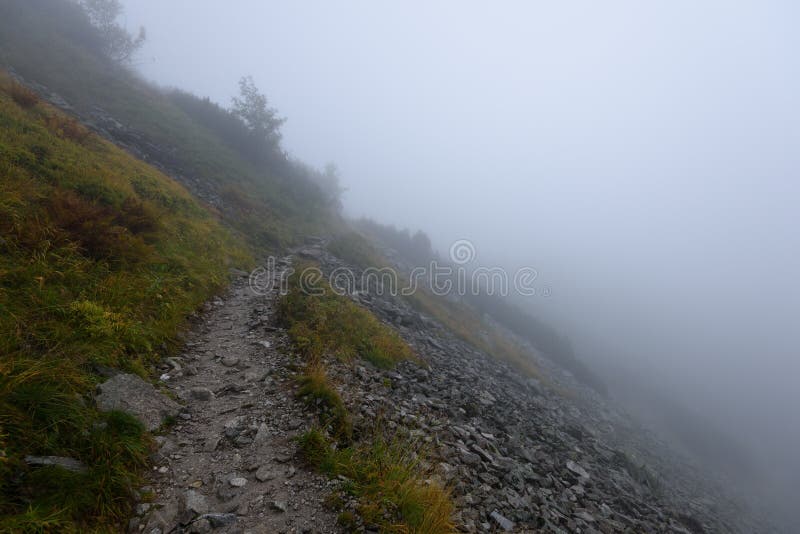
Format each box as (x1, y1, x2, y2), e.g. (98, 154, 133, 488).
(138, 257, 341, 534)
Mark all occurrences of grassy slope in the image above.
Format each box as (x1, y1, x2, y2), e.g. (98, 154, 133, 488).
(0, 75, 250, 530)
(0, 0, 335, 250)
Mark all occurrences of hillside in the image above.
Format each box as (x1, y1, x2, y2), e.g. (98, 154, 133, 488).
(0, 0, 340, 251)
(0, 1, 770, 532)
(0, 72, 250, 528)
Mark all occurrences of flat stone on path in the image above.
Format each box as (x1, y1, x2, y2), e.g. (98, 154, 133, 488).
(96, 373, 179, 431)
(222, 355, 239, 367)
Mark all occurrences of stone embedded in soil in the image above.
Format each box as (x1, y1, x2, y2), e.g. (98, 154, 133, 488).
(24, 455, 87, 473)
(188, 517, 211, 533)
(490, 510, 515, 531)
(184, 489, 208, 515)
(203, 436, 220, 452)
(255, 465, 277, 482)
(95, 373, 179, 431)
(229, 477, 247, 487)
(270, 500, 287, 513)
(201, 513, 237, 528)
(253, 422, 269, 444)
(274, 452, 293, 463)
(189, 387, 214, 401)
(222, 355, 239, 367)
(574, 510, 596, 522)
(566, 460, 590, 479)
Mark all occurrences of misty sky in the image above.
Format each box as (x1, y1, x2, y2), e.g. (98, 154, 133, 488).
(121, 0, 800, 507)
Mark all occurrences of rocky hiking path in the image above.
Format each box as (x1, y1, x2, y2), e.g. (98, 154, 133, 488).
(123, 243, 765, 534)
(134, 257, 341, 534)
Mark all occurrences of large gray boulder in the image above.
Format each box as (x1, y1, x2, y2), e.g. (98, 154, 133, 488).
(96, 373, 179, 431)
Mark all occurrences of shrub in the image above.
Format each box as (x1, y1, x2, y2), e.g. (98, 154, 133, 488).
(297, 364, 352, 439)
(220, 184, 258, 215)
(296, 427, 333, 469)
(351, 218, 434, 267)
(297, 429, 454, 534)
(45, 114, 92, 144)
(118, 197, 159, 235)
(46, 189, 154, 264)
(8, 82, 38, 108)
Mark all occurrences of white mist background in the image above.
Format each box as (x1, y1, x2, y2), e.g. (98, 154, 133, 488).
(122, 0, 800, 521)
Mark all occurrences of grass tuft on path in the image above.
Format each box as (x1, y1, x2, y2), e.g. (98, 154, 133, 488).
(298, 428, 454, 534)
(278, 262, 415, 369)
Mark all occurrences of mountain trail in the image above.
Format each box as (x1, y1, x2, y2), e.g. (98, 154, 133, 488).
(137, 257, 340, 534)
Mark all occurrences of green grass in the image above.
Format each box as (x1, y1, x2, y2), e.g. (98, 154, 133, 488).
(0, 0, 339, 251)
(0, 73, 250, 530)
(298, 429, 454, 534)
(297, 363, 352, 440)
(278, 262, 416, 369)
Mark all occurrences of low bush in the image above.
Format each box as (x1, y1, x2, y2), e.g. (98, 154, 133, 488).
(297, 364, 352, 439)
(45, 113, 91, 144)
(8, 82, 38, 108)
(45, 189, 155, 264)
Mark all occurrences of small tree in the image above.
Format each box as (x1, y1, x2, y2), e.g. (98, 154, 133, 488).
(231, 76, 285, 148)
(81, 0, 146, 63)
(320, 162, 345, 211)
(410, 230, 433, 262)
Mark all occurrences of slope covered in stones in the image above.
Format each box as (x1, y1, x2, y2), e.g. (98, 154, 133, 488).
(290, 239, 768, 533)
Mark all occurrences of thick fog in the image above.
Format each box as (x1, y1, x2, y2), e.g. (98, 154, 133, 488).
(122, 0, 799, 525)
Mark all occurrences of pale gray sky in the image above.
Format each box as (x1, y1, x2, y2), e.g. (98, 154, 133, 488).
(122, 1, 800, 521)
